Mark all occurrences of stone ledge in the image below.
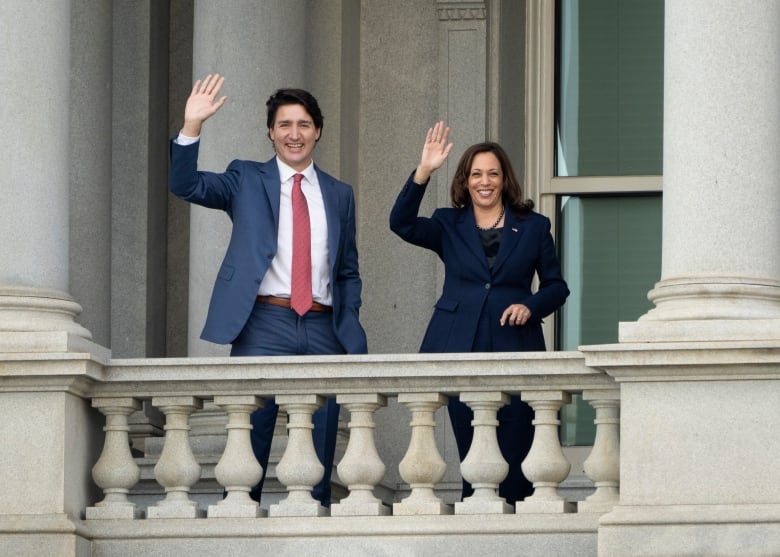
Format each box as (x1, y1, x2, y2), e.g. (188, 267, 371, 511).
(580, 339, 780, 381)
(79, 512, 600, 538)
(620, 319, 780, 344)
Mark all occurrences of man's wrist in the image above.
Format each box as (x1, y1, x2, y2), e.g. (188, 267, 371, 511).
(181, 121, 203, 137)
(175, 132, 199, 146)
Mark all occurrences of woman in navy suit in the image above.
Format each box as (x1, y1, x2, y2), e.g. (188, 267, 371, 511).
(389, 121, 569, 504)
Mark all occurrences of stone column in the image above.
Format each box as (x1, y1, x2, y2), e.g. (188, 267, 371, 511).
(436, 0, 488, 209)
(621, 0, 780, 343)
(585, 3, 780, 554)
(111, 0, 170, 358)
(70, 0, 113, 350)
(0, 0, 93, 353)
(0, 7, 108, 556)
(186, 0, 307, 356)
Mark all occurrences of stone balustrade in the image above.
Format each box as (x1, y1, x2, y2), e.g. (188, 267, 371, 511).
(84, 352, 617, 521)
(1, 350, 618, 555)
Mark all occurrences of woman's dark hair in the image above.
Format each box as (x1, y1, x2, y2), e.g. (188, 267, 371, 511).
(265, 88, 324, 136)
(450, 142, 534, 212)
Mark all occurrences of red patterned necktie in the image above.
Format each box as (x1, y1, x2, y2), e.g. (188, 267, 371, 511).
(290, 173, 312, 316)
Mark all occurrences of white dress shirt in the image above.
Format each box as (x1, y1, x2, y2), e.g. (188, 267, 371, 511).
(175, 133, 332, 306)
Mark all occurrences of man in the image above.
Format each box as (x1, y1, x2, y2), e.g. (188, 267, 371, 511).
(169, 74, 367, 506)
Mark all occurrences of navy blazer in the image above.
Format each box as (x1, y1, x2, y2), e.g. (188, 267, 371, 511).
(390, 173, 569, 353)
(169, 140, 367, 354)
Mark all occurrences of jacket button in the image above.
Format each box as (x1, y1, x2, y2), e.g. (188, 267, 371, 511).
(485, 283, 491, 289)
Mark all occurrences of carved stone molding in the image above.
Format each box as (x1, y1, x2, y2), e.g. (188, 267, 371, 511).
(437, 1, 486, 21)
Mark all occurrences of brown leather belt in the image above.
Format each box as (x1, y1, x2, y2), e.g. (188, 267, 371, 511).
(255, 295, 332, 313)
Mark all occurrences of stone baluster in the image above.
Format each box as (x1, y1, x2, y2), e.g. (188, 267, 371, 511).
(579, 389, 620, 513)
(147, 396, 204, 518)
(86, 397, 142, 519)
(455, 391, 512, 514)
(393, 393, 452, 515)
(331, 394, 390, 516)
(516, 390, 575, 513)
(208, 395, 265, 518)
(269, 394, 327, 517)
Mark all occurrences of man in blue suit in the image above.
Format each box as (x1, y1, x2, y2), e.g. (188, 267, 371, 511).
(169, 74, 367, 506)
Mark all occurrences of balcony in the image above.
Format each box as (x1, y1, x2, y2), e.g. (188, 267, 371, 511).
(1, 348, 620, 556)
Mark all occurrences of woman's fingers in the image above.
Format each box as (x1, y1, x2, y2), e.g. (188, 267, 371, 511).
(500, 304, 531, 326)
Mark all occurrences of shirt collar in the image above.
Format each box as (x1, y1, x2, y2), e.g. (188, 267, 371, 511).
(276, 158, 316, 185)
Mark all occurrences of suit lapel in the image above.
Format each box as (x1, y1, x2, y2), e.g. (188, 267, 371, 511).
(316, 165, 341, 275)
(455, 208, 491, 273)
(259, 158, 282, 228)
(492, 208, 528, 275)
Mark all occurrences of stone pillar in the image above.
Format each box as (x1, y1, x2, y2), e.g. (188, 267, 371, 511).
(436, 0, 488, 208)
(111, 0, 170, 358)
(0, 6, 107, 556)
(585, 3, 780, 555)
(0, 0, 93, 354)
(186, 1, 307, 356)
(621, 0, 780, 343)
(69, 0, 113, 350)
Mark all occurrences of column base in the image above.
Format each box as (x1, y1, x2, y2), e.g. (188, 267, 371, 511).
(392, 500, 453, 515)
(454, 498, 513, 514)
(330, 501, 392, 516)
(269, 501, 329, 517)
(631, 277, 780, 343)
(620, 318, 780, 343)
(147, 501, 205, 519)
(0, 331, 110, 359)
(207, 501, 267, 518)
(0, 286, 95, 352)
(515, 499, 576, 514)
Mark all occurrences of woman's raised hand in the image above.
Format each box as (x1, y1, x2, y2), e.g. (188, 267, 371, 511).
(181, 74, 228, 137)
(413, 121, 453, 184)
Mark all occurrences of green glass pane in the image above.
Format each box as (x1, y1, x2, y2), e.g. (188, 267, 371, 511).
(557, 0, 664, 176)
(559, 195, 662, 445)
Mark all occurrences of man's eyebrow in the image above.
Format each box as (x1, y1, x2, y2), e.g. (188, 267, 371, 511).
(276, 118, 314, 125)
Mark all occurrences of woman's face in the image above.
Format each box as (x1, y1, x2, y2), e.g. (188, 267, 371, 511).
(467, 152, 504, 211)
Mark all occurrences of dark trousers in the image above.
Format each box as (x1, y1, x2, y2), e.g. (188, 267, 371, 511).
(446, 303, 535, 505)
(231, 302, 344, 507)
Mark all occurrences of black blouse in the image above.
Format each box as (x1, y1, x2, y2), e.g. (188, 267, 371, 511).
(478, 227, 502, 269)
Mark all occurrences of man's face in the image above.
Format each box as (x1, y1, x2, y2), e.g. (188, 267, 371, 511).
(268, 103, 321, 171)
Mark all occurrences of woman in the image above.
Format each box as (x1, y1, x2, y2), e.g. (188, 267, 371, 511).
(389, 121, 569, 504)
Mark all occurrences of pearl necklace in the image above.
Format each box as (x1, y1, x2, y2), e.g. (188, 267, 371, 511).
(476, 205, 505, 231)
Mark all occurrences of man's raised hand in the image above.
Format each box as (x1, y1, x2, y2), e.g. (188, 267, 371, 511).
(181, 74, 228, 137)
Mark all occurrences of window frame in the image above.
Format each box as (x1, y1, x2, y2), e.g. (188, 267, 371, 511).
(524, 0, 662, 348)
(524, 1, 663, 199)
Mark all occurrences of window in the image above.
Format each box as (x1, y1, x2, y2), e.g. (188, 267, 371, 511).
(557, 0, 664, 177)
(526, 0, 664, 445)
(559, 194, 661, 444)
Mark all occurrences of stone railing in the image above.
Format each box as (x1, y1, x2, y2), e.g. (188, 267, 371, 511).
(85, 352, 619, 521)
(0, 349, 620, 554)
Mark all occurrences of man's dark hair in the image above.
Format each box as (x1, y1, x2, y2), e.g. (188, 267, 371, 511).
(265, 88, 324, 133)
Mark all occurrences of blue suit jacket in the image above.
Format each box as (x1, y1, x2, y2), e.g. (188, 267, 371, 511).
(169, 140, 367, 354)
(389, 173, 569, 353)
